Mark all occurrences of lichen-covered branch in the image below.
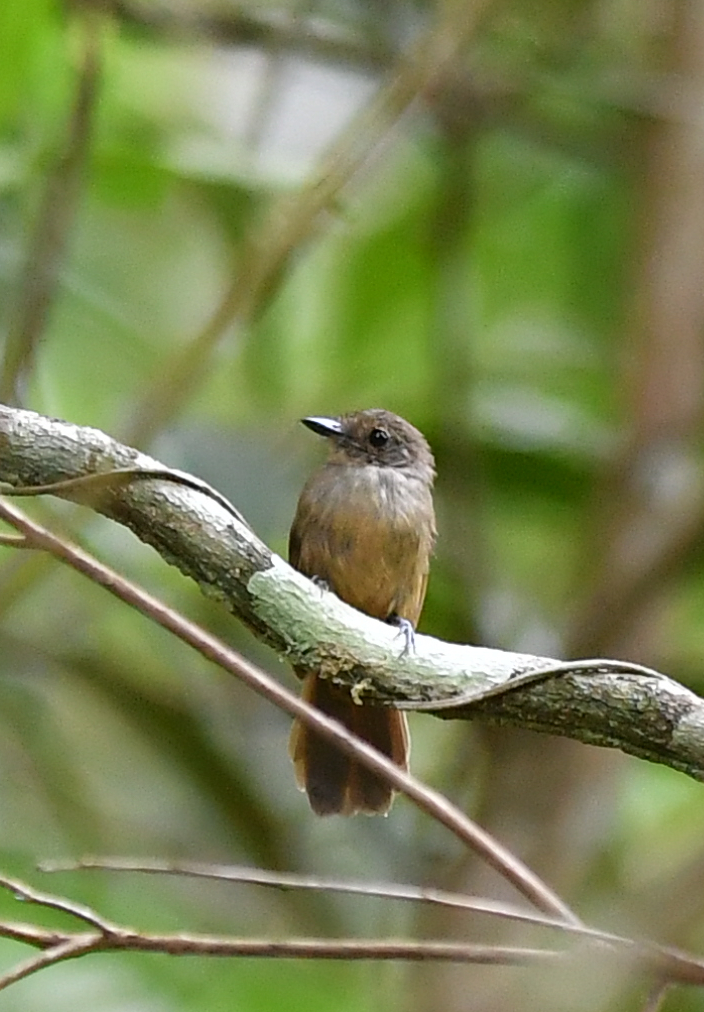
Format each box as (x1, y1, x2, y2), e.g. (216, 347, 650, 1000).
(0, 404, 703, 781)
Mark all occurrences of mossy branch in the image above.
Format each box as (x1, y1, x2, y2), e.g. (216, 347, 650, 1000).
(0, 404, 703, 781)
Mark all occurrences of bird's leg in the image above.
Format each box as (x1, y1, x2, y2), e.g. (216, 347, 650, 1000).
(387, 614, 415, 656)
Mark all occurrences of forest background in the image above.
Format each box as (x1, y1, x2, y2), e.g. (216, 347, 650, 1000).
(1, 0, 704, 1010)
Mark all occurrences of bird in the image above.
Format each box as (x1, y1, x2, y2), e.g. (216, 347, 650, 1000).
(288, 408, 436, 815)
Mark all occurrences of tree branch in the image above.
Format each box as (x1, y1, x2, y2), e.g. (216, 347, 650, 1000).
(0, 404, 703, 783)
(0, 872, 566, 991)
(0, 868, 703, 995)
(37, 858, 704, 990)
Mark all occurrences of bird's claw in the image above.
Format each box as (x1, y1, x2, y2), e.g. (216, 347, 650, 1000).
(388, 615, 415, 657)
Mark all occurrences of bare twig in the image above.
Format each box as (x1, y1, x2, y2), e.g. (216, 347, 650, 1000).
(0, 533, 30, 547)
(0, 873, 120, 991)
(0, 937, 101, 991)
(0, 865, 703, 994)
(0, 872, 566, 992)
(38, 856, 704, 990)
(0, 873, 118, 934)
(0, 867, 570, 991)
(0, 925, 560, 965)
(41, 856, 577, 931)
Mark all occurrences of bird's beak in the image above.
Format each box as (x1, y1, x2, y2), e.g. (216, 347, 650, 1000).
(301, 416, 343, 439)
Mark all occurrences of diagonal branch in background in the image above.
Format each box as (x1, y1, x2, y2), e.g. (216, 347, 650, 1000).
(0, 9, 104, 405)
(124, 0, 493, 444)
(1, 405, 703, 783)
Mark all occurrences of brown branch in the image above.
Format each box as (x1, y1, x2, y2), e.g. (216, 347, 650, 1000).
(0, 937, 101, 991)
(86, 935, 558, 964)
(0, 873, 118, 933)
(0, 922, 560, 965)
(0, 871, 566, 991)
(0, 869, 702, 996)
(38, 857, 704, 990)
(0, 872, 122, 989)
(42, 856, 578, 932)
(0, 871, 562, 989)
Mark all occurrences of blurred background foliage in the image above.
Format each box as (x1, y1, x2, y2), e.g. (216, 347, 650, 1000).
(1, 0, 704, 1009)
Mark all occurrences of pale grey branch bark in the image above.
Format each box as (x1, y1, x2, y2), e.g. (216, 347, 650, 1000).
(0, 405, 703, 781)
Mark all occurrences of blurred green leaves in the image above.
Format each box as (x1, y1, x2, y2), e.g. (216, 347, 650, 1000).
(2, 0, 704, 1009)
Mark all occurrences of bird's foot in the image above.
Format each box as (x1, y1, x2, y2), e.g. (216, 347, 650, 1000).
(388, 614, 415, 657)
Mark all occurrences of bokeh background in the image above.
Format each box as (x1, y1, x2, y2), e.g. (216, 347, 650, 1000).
(2, 0, 704, 1009)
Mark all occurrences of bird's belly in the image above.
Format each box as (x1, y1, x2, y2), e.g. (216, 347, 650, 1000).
(296, 502, 427, 622)
(327, 526, 421, 618)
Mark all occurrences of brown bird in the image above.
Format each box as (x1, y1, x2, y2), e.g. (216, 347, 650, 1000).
(288, 408, 436, 816)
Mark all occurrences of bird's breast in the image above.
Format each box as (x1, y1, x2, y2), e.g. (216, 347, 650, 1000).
(291, 464, 435, 624)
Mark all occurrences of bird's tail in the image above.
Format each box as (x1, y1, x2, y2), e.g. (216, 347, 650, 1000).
(289, 673, 409, 816)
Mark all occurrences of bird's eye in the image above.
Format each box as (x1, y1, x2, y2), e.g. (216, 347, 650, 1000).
(368, 427, 389, 448)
